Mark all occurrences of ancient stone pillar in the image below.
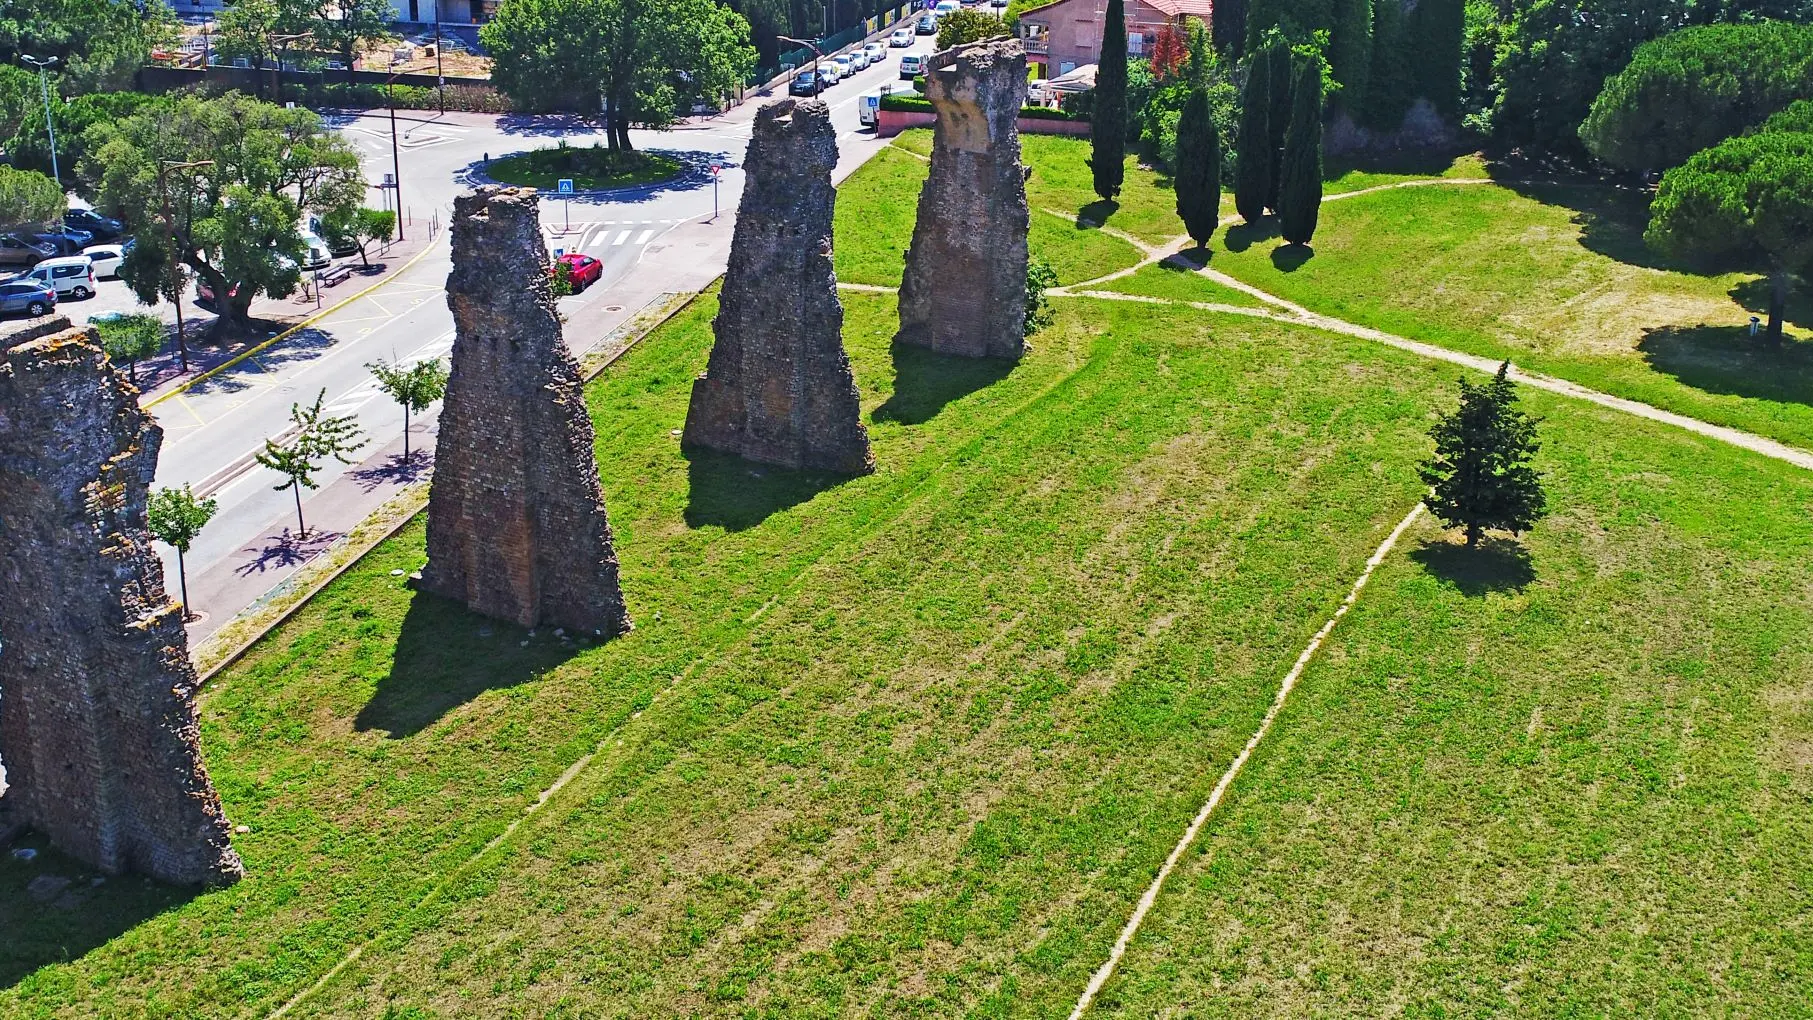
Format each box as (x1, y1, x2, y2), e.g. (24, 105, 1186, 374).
(898, 39, 1032, 360)
(420, 186, 632, 637)
(0, 319, 244, 887)
(683, 98, 875, 475)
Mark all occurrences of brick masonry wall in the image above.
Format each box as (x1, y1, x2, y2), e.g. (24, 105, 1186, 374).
(898, 40, 1032, 361)
(420, 187, 633, 637)
(683, 98, 875, 475)
(0, 319, 244, 887)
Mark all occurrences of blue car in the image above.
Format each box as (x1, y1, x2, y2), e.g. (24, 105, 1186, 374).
(0, 278, 58, 317)
(790, 70, 824, 96)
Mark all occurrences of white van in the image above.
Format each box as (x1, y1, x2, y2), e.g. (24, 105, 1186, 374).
(934, 0, 960, 15)
(18, 255, 97, 299)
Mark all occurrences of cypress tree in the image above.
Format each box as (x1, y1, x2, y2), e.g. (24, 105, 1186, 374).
(1419, 362, 1548, 548)
(1234, 46, 1271, 224)
(1410, 0, 1464, 117)
(1278, 55, 1324, 245)
(1365, 0, 1412, 131)
(1174, 84, 1221, 247)
(1213, 0, 1248, 58)
(1091, 0, 1129, 201)
(1265, 37, 1293, 212)
(1329, 0, 1371, 117)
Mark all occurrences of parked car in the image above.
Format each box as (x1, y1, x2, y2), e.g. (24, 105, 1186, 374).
(916, 12, 938, 32)
(0, 278, 57, 317)
(18, 255, 97, 300)
(849, 48, 870, 70)
(863, 42, 888, 65)
(790, 69, 824, 96)
(818, 60, 842, 85)
(890, 26, 914, 46)
(65, 208, 124, 242)
(832, 54, 856, 79)
(934, 0, 960, 15)
(297, 230, 332, 270)
(28, 231, 86, 256)
(900, 53, 926, 79)
(83, 243, 123, 279)
(0, 233, 56, 268)
(552, 252, 602, 292)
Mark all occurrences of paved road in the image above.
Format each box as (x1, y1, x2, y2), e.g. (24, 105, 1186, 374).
(151, 29, 937, 639)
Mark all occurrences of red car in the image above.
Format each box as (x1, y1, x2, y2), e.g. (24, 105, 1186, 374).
(552, 252, 601, 292)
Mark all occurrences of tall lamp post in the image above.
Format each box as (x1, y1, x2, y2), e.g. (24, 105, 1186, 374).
(776, 34, 823, 81)
(385, 62, 407, 240)
(158, 159, 216, 373)
(20, 55, 59, 187)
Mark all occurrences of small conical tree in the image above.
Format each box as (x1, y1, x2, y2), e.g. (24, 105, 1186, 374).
(1234, 46, 1271, 224)
(1419, 362, 1548, 548)
(1174, 84, 1221, 247)
(1091, 0, 1129, 201)
(1278, 56, 1324, 245)
(1265, 37, 1293, 212)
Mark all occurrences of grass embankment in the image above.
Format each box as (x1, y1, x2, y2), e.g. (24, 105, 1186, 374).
(4, 131, 1813, 1019)
(487, 143, 680, 191)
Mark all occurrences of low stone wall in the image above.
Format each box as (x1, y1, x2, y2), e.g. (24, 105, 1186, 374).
(876, 108, 1090, 138)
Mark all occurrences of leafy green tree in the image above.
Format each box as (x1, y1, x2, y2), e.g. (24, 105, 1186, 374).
(147, 484, 218, 619)
(1264, 35, 1292, 211)
(322, 206, 397, 268)
(309, 0, 397, 73)
(1328, 0, 1371, 116)
(1581, 22, 1813, 173)
(1090, 0, 1129, 201)
(1760, 98, 1813, 135)
(1234, 44, 1271, 223)
(0, 0, 176, 93)
(0, 165, 64, 233)
(936, 9, 1007, 49)
(1213, 0, 1248, 56)
(1024, 255, 1058, 337)
(6, 91, 162, 185)
(1645, 129, 1813, 343)
(254, 388, 367, 536)
(1278, 55, 1324, 245)
(366, 356, 448, 462)
(212, 0, 313, 100)
(1420, 362, 1547, 548)
(482, 0, 755, 151)
(1174, 83, 1221, 247)
(83, 92, 364, 339)
(93, 312, 164, 384)
(0, 64, 34, 144)
(1245, 0, 1334, 52)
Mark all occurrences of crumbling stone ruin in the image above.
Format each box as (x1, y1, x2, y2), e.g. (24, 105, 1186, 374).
(0, 318, 244, 887)
(898, 39, 1032, 361)
(420, 186, 632, 637)
(683, 98, 875, 474)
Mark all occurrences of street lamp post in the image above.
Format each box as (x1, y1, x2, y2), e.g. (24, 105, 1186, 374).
(386, 63, 407, 240)
(20, 55, 59, 187)
(157, 159, 216, 373)
(435, 20, 445, 114)
(777, 34, 823, 80)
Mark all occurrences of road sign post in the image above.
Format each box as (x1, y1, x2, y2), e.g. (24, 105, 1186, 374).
(557, 177, 575, 233)
(709, 160, 722, 220)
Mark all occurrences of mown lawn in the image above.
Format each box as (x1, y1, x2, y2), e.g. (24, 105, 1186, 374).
(1210, 178, 1813, 451)
(1091, 258, 1270, 308)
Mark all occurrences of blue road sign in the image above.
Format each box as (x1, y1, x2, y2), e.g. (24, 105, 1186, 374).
(557, 178, 575, 194)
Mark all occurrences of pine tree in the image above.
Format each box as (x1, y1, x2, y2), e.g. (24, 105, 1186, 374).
(1174, 83, 1221, 247)
(1234, 46, 1271, 224)
(1265, 37, 1294, 212)
(1278, 56, 1324, 245)
(1091, 0, 1129, 201)
(1329, 0, 1372, 117)
(1419, 363, 1548, 548)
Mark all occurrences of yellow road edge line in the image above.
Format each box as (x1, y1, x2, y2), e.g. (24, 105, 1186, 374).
(142, 240, 440, 411)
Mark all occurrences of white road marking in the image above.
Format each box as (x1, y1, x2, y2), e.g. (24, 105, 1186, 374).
(611, 230, 631, 246)
(634, 229, 654, 244)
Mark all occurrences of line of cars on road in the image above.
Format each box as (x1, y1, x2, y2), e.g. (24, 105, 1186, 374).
(788, 23, 924, 97)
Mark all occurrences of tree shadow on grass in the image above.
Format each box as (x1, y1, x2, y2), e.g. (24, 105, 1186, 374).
(1271, 242, 1314, 272)
(1484, 172, 1699, 274)
(682, 448, 849, 532)
(0, 834, 196, 989)
(873, 341, 1017, 427)
(1638, 324, 1813, 406)
(1077, 199, 1119, 229)
(1325, 148, 1470, 181)
(1222, 218, 1278, 254)
(1728, 277, 1813, 335)
(1409, 536, 1536, 597)
(355, 593, 583, 739)
(1164, 246, 1211, 270)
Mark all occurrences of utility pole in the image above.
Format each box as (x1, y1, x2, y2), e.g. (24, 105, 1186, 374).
(387, 63, 407, 240)
(777, 35, 823, 80)
(435, 19, 445, 114)
(21, 55, 59, 187)
(157, 160, 215, 373)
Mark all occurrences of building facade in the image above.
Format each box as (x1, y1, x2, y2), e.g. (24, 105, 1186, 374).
(1016, 0, 1210, 77)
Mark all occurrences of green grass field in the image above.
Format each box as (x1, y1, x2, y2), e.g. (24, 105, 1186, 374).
(486, 144, 681, 191)
(5, 134, 1812, 1018)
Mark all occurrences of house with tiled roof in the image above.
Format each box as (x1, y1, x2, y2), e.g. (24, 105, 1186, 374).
(1015, 0, 1211, 78)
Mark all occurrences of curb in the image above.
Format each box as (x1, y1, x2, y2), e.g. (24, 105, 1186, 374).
(143, 239, 441, 411)
(191, 279, 716, 686)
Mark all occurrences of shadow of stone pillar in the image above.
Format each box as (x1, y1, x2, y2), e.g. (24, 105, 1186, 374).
(0, 319, 243, 887)
(420, 186, 632, 638)
(683, 98, 875, 475)
(898, 39, 1031, 360)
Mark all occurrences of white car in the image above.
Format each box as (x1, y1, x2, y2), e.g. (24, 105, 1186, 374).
(83, 243, 125, 279)
(832, 54, 856, 78)
(890, 27, 914, 46)
(864, 42, 887, 65)
(17, 255, 97, 300)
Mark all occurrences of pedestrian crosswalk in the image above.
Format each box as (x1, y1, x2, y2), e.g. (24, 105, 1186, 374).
(542, 218, 687, 253)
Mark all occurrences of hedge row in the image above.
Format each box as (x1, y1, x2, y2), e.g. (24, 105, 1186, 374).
(293, 81, 516, 113)
(877, 91, 1089, 122)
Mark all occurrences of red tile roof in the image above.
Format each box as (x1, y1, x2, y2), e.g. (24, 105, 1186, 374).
(1144, 0, 1213, 16)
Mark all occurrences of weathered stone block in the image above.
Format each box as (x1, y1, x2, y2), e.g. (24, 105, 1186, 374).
(898, 39, 1032, 360)
(0, 318, 243, 887)
(683, 98, 875, 475)
(420, 186, 632, 637)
